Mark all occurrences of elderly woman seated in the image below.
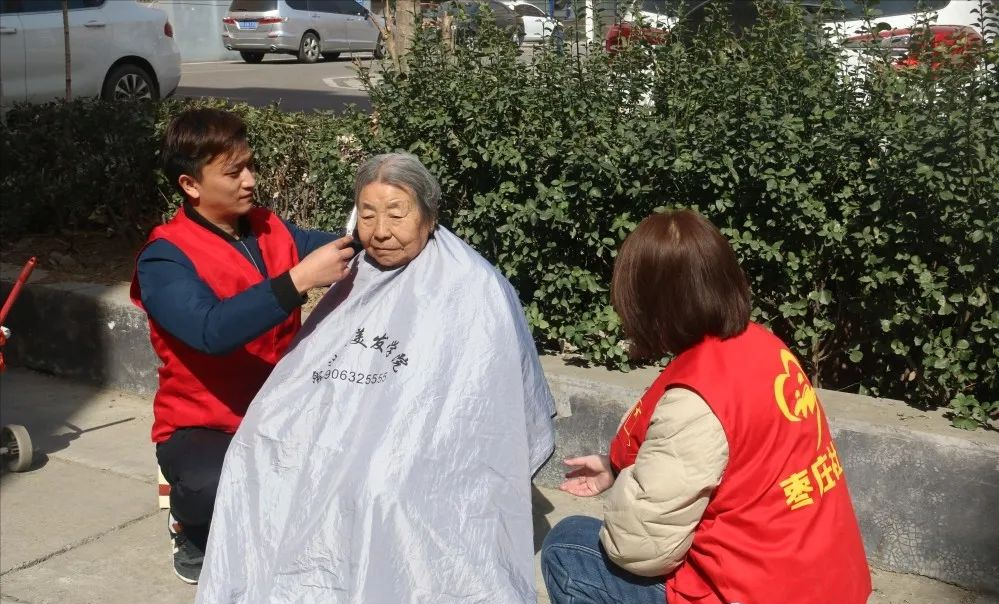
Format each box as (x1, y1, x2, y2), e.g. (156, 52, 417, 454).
(195, 153, 556, 604)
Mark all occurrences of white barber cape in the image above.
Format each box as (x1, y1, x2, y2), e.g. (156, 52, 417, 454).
(196, 227, 556, 604)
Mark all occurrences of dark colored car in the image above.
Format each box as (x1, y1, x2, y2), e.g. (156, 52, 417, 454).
(605, 0, 786, 52)
(439, 0, 526, 45)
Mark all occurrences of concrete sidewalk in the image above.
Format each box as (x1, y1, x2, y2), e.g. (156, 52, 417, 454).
(0, 369, 993, 604)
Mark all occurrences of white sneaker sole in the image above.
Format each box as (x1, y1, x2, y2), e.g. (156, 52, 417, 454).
(173, 567, 199, 585)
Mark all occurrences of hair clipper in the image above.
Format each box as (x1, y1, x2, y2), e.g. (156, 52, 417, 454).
(345, 207, 364, 255)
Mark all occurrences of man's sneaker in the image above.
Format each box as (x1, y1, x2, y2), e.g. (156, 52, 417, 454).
(168, 514, 204, 585)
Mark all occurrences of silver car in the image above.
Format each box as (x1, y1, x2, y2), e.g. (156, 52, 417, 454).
(1, 0, 181, 107)
(222, 0, 384, 63)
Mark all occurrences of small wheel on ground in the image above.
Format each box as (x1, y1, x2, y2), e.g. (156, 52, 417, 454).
(298, 32, 321, 63)
(2, 424, 33, 473)
(322, 52, 341, 61)
(240, 51, 265, 64)
(373, 35, 386, 59)
(101, 64, 158, 101)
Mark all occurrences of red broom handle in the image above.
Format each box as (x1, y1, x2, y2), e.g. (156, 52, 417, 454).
(0, 257, 38, 326)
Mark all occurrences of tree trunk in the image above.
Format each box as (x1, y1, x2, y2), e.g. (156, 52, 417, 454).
(442, 12, 455, 52)
(62, 0, 71, 101)
(393, 0, 418, 67)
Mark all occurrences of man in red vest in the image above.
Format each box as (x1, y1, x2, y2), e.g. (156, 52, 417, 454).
(540, 210, 871, 603)
(130, 108, 356, 585)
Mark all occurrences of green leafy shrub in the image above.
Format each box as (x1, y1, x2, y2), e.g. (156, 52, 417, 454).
(0, 99, 364, 238)
(0, 100, 161, 238)
(358, 1, 998, 427)
(1, 0, 995, 427)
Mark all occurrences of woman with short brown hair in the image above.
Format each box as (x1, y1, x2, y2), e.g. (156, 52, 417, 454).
(540, 210, 871, 604)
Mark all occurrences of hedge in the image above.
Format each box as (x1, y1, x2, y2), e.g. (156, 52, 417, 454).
(1, 0, 996, 427)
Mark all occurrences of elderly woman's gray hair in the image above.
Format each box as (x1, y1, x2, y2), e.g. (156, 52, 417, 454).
(353, 153, 441, 226)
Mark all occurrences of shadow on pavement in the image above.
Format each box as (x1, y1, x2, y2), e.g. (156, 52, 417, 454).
(0, 371, 143, 485)
(175, 86, 372, 113)
(1, 244, 157, 486)
(226, 55, 370, 65)
(0, 417, 136, 476)
(533, 483, 555, 553)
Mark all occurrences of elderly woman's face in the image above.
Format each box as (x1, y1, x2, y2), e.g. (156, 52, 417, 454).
(357, 181, 433, 269)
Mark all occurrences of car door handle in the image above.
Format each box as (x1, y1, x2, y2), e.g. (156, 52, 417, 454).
(84, 20, 107, 28)
(0, 26, 17, 35)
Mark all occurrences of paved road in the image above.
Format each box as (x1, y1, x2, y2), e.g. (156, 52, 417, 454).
(0, 368, 995, 603)
(172, 44, 566, 113)
(175, 53, 375, 113)
(0, 369, 590, 604)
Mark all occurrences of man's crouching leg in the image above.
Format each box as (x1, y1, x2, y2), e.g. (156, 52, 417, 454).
(156, 428, 233, 585)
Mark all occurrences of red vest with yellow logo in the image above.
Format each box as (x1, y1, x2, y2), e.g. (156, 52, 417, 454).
(130, 207, 301, 443)
(609, 322, 871, 604)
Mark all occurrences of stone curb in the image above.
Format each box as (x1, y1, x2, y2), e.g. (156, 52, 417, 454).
(539, 357, 999, 594)
(3, 267, 997, 593)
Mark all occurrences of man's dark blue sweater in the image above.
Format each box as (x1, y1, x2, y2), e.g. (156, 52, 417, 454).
(136, 204, 339, 355)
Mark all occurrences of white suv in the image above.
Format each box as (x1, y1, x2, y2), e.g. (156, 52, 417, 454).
(0, 0, 181, 107)
(502, 1, 560, 43)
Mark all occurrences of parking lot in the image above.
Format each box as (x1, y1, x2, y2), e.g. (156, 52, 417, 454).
(175, 53, 376, 113)
(173, 42, 572, 113)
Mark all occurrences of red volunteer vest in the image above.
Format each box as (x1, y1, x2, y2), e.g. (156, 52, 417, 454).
(130, 207, 301, 443)
(610, 322, 871, 604)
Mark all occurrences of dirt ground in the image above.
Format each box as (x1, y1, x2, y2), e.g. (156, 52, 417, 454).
(0, 230, 141, 285)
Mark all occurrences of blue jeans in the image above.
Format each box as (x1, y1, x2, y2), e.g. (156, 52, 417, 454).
(541, 515, 667, 604)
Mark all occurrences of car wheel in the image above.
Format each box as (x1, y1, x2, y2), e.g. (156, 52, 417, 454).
(322, 52, 341, 61)
(373, 34, 386, 59)
(240, 51, 265, 64)
(101, 64, 158, 102)
(298, 32, 321, 63)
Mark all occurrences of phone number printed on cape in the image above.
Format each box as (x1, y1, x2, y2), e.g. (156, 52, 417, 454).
(308, 326, 410, 385)
(312, 368, 389, 385)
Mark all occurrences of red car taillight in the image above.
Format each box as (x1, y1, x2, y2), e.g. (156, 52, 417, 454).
(605, 23, 628, 52)
(222, 17, 236, 24)
(605, 22, 668, 54)
(258, 17, 287, 25)
(164, 21, 174, 38)
(844, 25, 983, 69)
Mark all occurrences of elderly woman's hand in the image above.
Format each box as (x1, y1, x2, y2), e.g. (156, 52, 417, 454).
(560, 455, 615, 497)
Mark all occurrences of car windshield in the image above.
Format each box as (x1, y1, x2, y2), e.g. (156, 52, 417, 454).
(515, 3, 546, 17)
(229, 0, 278, 12)
(825, 0, 950, 20)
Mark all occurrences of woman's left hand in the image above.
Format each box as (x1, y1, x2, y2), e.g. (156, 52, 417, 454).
(559, 454, 615, 497)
